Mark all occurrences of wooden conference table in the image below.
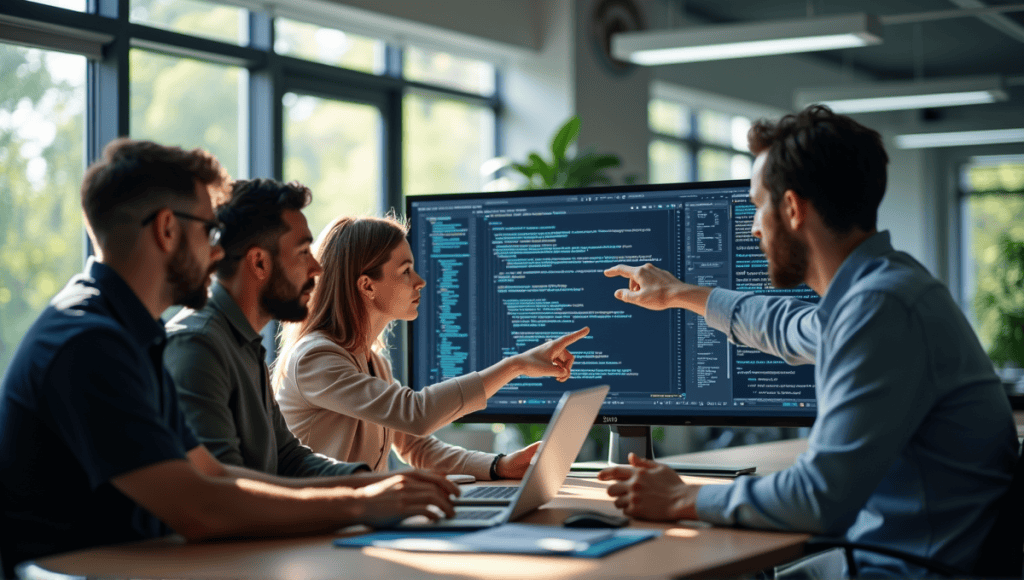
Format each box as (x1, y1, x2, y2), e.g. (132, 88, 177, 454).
(28, 439, 811, 580)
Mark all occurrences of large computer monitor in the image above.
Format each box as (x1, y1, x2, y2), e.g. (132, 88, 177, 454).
(405, 180, 818, 470)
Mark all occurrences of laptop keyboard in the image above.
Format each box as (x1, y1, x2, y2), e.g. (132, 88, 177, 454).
(461, 486, 518, 499)
(451, 508, 505, 521)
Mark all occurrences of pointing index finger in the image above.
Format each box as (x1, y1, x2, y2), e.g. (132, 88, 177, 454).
(553, 326, 590, 348)
(604, 264, 638, 279)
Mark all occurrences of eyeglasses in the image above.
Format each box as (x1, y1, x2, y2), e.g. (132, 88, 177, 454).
(141, 210, 224, 247)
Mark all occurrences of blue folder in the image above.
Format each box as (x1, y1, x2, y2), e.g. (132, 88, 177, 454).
(334, 523, 660, 558)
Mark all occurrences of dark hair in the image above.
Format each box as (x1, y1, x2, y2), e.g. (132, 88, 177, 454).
(81, 138, 229, 246)
(748, 105, 889, 233)
(214, 178, 313, 278)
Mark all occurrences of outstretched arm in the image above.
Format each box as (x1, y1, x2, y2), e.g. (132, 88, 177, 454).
(478, 327, 590, 395)
(607, 264, 818, 364)
(604, 264, 711, 316)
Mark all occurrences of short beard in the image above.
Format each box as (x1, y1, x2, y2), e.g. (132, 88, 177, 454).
(765, 207, 808, 289)
(168, 234, 212, 309)
(260, 257, 313, 322)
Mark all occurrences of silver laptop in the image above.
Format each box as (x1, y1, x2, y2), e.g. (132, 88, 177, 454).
(398, 384, 609, 530)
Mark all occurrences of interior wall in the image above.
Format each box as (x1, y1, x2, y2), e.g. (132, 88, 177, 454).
(502, 0, 575, 168)
(571, 0, 652, 184)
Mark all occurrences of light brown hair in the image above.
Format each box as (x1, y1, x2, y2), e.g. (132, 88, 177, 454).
(274, 214, 408, 386)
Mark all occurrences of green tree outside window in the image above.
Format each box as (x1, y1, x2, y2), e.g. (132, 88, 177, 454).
(0, 45, 86, 377)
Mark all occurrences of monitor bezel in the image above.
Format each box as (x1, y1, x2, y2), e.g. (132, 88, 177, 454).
(404, 179, 817, 428)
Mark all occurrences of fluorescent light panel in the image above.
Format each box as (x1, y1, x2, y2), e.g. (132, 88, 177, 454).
(612, 13, 883, 65)
(895, 128, 1024, 149)
(795, 76, 1008, 113)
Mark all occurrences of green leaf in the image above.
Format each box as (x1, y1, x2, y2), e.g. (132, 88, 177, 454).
(550, 116, 581, 165)
(511, 163, 535, 179)
(527, 152, 556, 186)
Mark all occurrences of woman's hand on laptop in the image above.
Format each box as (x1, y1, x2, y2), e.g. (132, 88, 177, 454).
(496, 441, 541, 479)
(598, 453, 702, 521)
(354, 469, 460, 526)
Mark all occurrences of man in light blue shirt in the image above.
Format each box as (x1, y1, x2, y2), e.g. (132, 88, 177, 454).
(599, 105, 1017, 577)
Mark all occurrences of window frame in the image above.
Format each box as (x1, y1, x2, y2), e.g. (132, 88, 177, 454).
(1, 0, 503, 372)
(649, 105, 752, 183)
(1, 0, 503, 212)
(647, 82, 787, 183)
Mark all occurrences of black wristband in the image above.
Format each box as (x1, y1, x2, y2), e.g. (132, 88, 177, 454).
(489, 453, 506, 480)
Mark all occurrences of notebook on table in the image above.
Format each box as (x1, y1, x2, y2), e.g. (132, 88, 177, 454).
(398, 384, 610, 529)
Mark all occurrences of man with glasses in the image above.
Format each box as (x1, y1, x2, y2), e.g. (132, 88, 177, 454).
(164, 178, 370, 479)
(0, 138, 458, 578)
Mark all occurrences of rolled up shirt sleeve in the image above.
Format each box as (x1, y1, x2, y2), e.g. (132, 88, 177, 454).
(696, 291, 933, 534)
(704, 288, 819, 366)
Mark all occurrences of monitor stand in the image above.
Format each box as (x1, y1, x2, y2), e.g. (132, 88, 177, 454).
(570, 426, 756, 477)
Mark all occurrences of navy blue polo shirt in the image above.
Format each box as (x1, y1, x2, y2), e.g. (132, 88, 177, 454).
(0, 259, 200, 577)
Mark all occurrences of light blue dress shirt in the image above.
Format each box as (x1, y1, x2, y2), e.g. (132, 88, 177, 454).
(695, 231, 1016, 576)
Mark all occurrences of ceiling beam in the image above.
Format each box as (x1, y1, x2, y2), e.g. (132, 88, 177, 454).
(948, 0, 1024, 44)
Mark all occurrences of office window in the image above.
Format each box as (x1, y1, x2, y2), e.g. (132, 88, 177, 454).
(649, 98, 753, 183)
(649, 99, 690, 139)
(404, 46, 496, 96)
(649, 139, 690, 184)
(404, 91, 495, 196)
(130, 0, 246, 45)
(0, 2, 502, 370)
(0, 44, 85, 377)
(274, 19, 384, 74)
(283, 93, 382, 238)
(697, 110, 733, 148)
(731, 116, 752, 151)
(960, 160, 1024, 355)
(129, 50, 242, 178)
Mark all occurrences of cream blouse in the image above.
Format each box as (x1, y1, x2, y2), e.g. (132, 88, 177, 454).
(275, 331, 495, 478)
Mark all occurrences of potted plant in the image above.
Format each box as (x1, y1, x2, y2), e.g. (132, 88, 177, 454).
(484, 116, 630, 191)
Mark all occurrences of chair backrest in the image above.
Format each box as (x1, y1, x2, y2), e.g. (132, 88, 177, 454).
(972, 438, 1024, 578)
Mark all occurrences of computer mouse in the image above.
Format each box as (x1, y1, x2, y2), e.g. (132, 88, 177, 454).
(562, 511, 629, 528)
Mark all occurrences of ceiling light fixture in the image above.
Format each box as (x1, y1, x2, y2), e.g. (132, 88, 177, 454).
(895, 128, 1024, 149)
(794, 75, 1008, 113)
(611, 13, 884, 65)
(612, 4, 1024, 66)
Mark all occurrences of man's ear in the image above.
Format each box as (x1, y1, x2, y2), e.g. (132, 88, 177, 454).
(245, 247, 272, 281)
(781, 190, 808, 231)
(151, 209, 178, 253)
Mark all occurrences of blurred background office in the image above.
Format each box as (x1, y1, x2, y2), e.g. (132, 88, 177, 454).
(1, 0, 1022, 460)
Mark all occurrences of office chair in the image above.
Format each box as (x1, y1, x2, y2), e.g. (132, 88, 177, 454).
(803, 441, 1024, 578)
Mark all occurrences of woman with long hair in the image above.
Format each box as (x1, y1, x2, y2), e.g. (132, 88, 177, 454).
(273, 215, 589, 480)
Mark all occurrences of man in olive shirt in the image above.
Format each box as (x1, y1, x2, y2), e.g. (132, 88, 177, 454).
(164, 178, 365, 477)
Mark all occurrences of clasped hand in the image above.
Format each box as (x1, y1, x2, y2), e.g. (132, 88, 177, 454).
(598, 453, 702, 522)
